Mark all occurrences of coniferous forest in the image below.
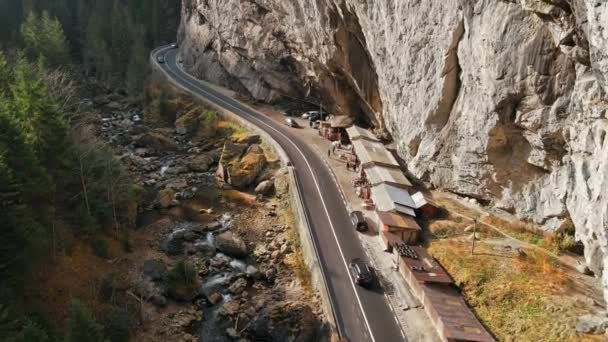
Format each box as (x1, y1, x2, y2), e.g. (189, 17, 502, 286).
(0, 1, 180, 341)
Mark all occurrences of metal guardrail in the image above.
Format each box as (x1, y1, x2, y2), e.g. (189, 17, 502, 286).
(289, 166, 343, 339)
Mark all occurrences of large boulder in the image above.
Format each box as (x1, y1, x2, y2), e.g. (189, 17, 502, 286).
(216, 141, 248, 183)
(215, 231, 248, 258)
(227, 144, 267, 188)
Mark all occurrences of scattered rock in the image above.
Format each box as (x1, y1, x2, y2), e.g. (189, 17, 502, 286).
(279, 243, 291, 255)
(158, 188, 176, 208)
(209, 253, 232, 269)
(220, 300, 240, 316)
(216, 231, 248, 258)
(193, 241, 216, 257)
(254, 180, 274, 195)
(187, 154, 215, 172)
(161, 228, 189, 255)
(226, 327, 239, 339)
(264, 267, 276, 283)
(576, 314, 608, 334)
(228, 278, 248, 294)
(245, 265, 259, 278)
(136, 131, 178, 151)
(207, 292, 223, 305)
(143, 259, 167, 281)
(172, 309, 203, 328)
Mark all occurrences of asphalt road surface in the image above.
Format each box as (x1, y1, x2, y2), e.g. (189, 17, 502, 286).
(153, 45, 406, 342)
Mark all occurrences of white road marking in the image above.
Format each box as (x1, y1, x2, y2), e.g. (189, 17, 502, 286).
(154, 47, 380, 342)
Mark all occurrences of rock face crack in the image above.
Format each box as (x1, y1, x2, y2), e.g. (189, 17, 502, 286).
(425, 19, 464, 130)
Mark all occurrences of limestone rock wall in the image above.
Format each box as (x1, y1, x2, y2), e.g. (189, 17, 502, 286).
(178, 0, 608, 301)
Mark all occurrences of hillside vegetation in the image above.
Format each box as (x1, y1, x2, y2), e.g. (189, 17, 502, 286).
(0, 3, 180, 340)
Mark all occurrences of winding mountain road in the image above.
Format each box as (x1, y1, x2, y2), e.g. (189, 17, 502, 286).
(153, 45, 406, 342)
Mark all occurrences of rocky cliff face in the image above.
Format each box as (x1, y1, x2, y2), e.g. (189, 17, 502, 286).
(178, 0, 608, 301)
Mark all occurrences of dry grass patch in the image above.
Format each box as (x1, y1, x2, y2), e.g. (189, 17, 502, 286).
(280, 202, 314, 297)
(481, 216, 559, 252)
(434, 196, 481, 218)
(217, 120, 250, 140)
(429, 241, 593, 341)
(426, 207, 500, 240)
(428, 219, 470, 238)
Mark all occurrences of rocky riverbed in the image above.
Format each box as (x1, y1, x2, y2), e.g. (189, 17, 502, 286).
(85, 87, 328, 342)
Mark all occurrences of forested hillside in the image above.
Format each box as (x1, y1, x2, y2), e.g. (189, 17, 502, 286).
(0, 1, 180, 340)
(0, 0, 180, 96)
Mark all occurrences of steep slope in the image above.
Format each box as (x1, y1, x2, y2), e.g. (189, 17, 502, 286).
(178, 0, 608, 302)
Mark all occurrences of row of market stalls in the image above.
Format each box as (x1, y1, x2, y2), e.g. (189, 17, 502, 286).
(340, 123, 495, 342)
(345, 125, 429, 247)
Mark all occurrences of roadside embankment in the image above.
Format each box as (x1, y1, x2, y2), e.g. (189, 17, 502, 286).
(150, 51, 339, 339)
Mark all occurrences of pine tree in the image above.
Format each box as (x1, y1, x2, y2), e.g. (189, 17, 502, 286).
(0, 110, 49, 292)
(65, 299, 106, 342)
(126, 26, 149, 99)
(40, 10, 70, 66)
(0, 52, 10, 95)
(110, 1, 132, 77)
(21, 11, 70, 67)
(9, 56, 69, 169)
(17, 320, 50, 342)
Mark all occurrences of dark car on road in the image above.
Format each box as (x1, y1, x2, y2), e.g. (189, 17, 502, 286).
(156, 55, 165, 63)
(350, 210, 368, 232)
(349, 258, 374, 287)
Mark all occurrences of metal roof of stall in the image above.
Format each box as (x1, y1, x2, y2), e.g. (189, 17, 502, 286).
(371, 183, 416, 217)
(346, 125, 380, 142)
(352, 139, 400, 168)
(365, 164, 413, 188)
(412, 191, 438, 209)
(377, 211, 421, 231)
